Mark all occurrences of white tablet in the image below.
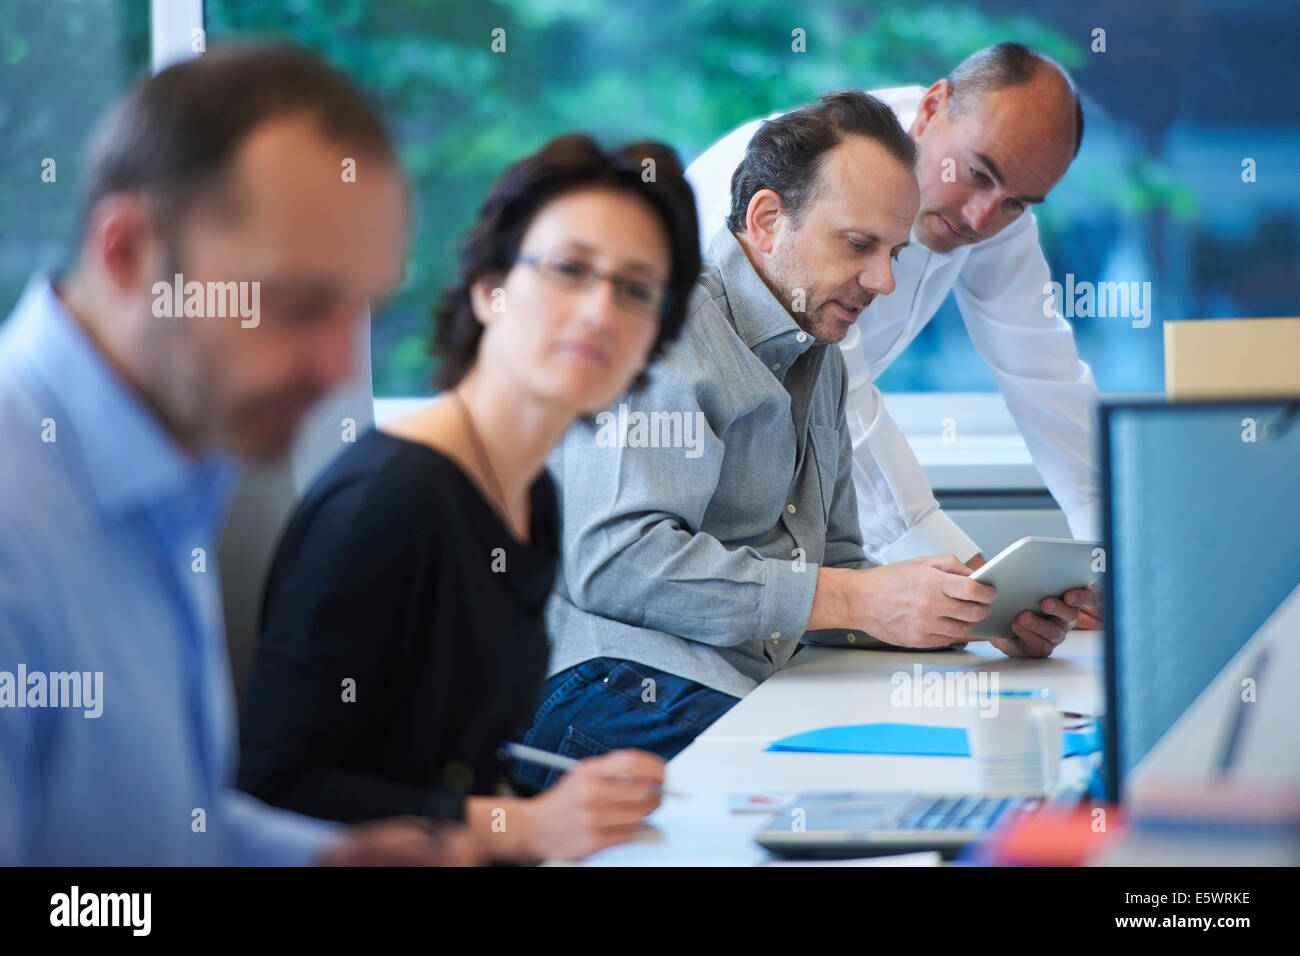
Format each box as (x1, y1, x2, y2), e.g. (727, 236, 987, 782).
(965, 537, 1101, 640)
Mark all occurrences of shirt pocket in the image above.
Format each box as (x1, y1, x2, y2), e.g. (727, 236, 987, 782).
(807, 423, 842, 525)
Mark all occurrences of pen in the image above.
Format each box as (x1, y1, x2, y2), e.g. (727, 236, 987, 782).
(500, 742, 686, 798)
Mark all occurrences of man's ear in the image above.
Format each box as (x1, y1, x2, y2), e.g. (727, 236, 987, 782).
(911, 79, 950, 138)
(87, 194, 163, 295)
(744, 189, 785, 254)
(468, 273, 506, 327)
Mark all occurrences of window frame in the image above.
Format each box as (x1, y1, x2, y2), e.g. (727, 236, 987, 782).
(151, 0, 203, 73)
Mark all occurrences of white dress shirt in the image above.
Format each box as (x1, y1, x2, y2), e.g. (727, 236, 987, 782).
(685, 85, 1102, 563)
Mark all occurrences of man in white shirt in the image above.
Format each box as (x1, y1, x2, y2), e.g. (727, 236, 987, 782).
(687, 43, 1103, 634)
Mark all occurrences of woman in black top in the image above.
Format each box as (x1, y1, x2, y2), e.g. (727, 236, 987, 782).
(238, 134, 701, 862)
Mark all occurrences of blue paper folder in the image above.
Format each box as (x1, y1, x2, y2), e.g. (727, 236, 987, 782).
(766, 721, 1100, 758)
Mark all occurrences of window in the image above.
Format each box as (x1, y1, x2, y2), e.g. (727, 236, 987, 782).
(875, 2, 1300, 397)
(15, 1, 1296, 402)
(204, 0, 1096, 396)
(0, 0, 150, 320)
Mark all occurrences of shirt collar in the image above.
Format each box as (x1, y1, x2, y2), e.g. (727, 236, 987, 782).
(8, 274, 239, 521)
(705, 226, 818, 368)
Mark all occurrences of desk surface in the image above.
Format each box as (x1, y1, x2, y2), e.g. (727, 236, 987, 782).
(552, 633, 1103, 866)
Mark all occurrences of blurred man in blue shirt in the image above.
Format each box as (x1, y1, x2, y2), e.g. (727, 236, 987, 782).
(0, 43, 475, 865)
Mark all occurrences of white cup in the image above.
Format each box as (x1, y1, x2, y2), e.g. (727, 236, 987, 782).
(965, 689, 1061, 793)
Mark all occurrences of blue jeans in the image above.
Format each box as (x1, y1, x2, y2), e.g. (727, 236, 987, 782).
(513, 657, 740, 792)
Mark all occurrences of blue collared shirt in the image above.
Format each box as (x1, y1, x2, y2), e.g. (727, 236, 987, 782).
(0, 275, 338, 864)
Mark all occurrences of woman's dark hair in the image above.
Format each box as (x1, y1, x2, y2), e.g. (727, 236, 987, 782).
(431, 134, 701, 390)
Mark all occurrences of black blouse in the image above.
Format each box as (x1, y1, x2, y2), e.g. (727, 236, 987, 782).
(237, 428, 557, 823)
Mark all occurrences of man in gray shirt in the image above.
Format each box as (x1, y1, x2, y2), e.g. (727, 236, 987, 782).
(516, 91, 1084, 778)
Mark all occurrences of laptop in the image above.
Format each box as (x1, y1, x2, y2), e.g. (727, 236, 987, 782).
(754, 790, 1048, 859)
(755, 399, 1300, 860)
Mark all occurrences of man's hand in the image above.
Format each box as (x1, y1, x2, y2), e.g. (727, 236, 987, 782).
(812, 555, 995, 648)
(989, 584, 1101, 659)
(1073, 583, 1104, 629)
(317, 817, 482, 866)
(1075, 609, 1103, 629)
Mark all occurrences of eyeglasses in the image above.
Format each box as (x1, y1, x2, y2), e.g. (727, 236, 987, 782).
(514, 253, 668, 320)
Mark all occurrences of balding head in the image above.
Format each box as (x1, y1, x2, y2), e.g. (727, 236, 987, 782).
(906, 42, 1083, 253)
(946, 42, 1083, 158)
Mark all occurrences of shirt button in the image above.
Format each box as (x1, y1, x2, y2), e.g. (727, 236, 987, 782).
(770, 362, 781, 371)
(771, 632, 781, 640)
(795, 332, 808, 343)
(786, 503, 796, 514)
(847, 632, 857, 644)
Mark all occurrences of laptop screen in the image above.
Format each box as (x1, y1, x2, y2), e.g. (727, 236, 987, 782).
(1100, 399, 1300, 800)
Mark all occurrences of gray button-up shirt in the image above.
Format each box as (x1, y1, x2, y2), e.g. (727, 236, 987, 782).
(545, 226, 874, 698)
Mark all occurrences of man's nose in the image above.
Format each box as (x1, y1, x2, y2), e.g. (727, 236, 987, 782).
(859, 254, 896, 297)
(963, 193, 999, 235)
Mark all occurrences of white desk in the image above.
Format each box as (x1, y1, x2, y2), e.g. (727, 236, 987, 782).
(557, 633, 1103, 866)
